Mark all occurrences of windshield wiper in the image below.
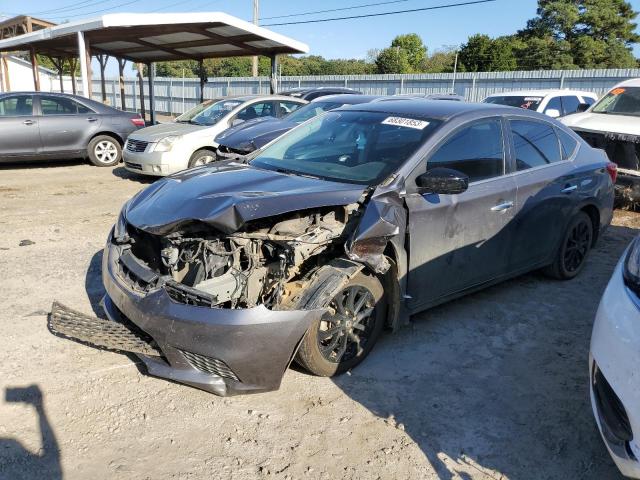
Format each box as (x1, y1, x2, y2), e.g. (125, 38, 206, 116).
(274, 167, 323, 180)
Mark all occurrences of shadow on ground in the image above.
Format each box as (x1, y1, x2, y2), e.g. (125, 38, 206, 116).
(332, 225, 635, 479)
(0, 385, 62, 479)
(111, 166, 157, 184)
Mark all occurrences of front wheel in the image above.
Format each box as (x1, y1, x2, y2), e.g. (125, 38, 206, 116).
(88, 135, 121, 167)
(295, 272, 386, 377)
(544, 211, 593, 280)
(188, 149, 216, 169)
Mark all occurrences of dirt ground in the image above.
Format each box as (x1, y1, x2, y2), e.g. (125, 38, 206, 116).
(0, 160, 637, 480)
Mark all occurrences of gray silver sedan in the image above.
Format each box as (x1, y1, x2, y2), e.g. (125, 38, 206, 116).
(0, 92, 144, 166)
(52, 100, 615, 395)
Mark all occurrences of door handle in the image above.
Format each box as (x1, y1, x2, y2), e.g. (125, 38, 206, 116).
(23, 119, 34, 126)
(87, 117, 98, 122)
(561, 185, 578, 194)
(491, 201, 514, 212)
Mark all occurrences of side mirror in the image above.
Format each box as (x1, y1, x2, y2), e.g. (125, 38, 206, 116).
(545, 108, 561, 118)
(577, 103, 590, 113)
(415, 168, 469, 195)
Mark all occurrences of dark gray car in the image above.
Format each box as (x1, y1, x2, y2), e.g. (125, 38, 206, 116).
(51, 100, 615, 396)
(0, 92, 144, 166)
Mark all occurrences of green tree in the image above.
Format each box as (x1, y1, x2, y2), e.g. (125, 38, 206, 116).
(523, 0, 639, 68)
(390, 33, 428, 71)
(375, 47, 412, 73)
(459, 34, 518, 72)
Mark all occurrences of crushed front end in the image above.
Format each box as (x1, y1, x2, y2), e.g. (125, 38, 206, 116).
(54, 203, 366, 396)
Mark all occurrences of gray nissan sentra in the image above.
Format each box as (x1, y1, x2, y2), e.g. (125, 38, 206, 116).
(52, 100, 615, 396)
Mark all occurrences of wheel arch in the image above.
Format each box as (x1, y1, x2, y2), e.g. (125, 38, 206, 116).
(88, 131, 124, 147)
(580, 203, 600, 247)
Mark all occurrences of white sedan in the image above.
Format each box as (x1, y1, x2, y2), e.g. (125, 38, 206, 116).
(123, 95, 306, 176)
(591, 236, 640, 478)
(483, 89, 598, 118)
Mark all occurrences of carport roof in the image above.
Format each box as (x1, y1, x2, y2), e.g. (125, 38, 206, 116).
(0, 12, 309, 62)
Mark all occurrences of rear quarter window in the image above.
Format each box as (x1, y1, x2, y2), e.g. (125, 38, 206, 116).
(556, 128, 579, 160)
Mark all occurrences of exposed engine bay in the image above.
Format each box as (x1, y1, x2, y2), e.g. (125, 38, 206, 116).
(123, 205, 360, 309)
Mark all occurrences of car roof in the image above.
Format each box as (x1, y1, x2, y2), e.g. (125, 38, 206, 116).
(485, 89, 597, 98)
(0, 91, 119, 112)
(310, 94, 380, 104)
(279, 87, 359, 94)
(213, 94, 306, 103)
(614, 78, 640, 88)
(337, 99, 510, 120)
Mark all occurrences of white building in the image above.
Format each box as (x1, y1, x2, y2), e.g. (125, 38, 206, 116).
(0, 54, 58, 93)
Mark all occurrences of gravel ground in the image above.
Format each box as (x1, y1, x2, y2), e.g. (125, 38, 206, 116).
(0, 161, 637, 480)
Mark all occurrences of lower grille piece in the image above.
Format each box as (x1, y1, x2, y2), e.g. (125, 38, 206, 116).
(180, 350, 239, 381)
(49, 301, 160, 356)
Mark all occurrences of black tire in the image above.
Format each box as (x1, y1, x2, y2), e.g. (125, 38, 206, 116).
(295, 271, 386, 377)
(188, 149, 216, 169)
(544, 211, 593, 280)
(88, 135, 122, 167)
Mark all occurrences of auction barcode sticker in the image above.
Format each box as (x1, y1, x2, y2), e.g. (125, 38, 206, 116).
(382, 117, 430, 130)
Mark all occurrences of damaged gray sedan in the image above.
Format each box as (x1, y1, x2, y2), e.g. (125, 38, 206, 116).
(51, 100, 615, 395)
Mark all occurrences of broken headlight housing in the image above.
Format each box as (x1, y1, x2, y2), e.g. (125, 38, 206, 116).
(154, 136, 181, 153)
(623, 237, 640, 296)
(113, 204, 129, 242)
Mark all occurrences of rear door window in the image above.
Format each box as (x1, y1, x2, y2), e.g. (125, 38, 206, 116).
(560, 96, 581, 115)
(510, 120, 562, 170)
(40, 96, 93, 115)
(278, 101, 303, 117)
(0, 95, 33, 116)
(428, 118, 505, 182)
(544, 96, 562, 115)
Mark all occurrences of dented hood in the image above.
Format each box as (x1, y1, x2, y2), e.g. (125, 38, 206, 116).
(124, 163, 365, 235)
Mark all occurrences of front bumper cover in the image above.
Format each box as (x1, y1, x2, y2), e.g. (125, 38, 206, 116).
(50, 237, 324, 396)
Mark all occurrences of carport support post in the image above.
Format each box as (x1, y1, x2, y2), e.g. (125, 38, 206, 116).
(117, 58, 127, 111)
(29, 47, 41, 91)
(77, 31, 90, 98)
(198, 59, 205, 103)
(97, 54, 109, 102)
(136, 63, 146, 123)
(148, 62, 156, 125)
(269, 54, 278, 94)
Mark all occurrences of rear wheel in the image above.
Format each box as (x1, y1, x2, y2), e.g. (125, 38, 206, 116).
(188, 149, 216, 168)
(295, 272, 385, 377)
(88, 135, 121, 167)
(545, 211, 593, 280)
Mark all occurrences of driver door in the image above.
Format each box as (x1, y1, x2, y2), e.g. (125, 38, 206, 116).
(405, 118, 517, 309)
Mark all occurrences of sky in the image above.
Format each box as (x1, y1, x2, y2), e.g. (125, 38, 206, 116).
(1, 0, 639, 75)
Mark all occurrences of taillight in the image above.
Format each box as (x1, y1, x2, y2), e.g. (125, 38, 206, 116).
(130, 117, 145, 127)
(606, 162, 618, 184)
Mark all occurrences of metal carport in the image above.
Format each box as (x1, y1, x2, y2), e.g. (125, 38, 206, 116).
(0, 12, 309, 123)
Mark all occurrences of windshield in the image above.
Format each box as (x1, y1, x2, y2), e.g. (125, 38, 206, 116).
(188, 99, 243, 126)
(592, 87, 640, 117)
(484, 95, 543, 111)
(285, 101, 346, 124)
(175, 100, 215, 122)
(250, 111, 442, 185)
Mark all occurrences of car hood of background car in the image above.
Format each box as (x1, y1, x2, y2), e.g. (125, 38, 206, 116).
(561, 112, 640, 136)
(216, 118, 295, 151)
(124, 163, 366, 235)
(128, 122, 208, 142)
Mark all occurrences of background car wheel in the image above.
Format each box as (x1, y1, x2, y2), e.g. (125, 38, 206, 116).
(188, 149, 216, 168)
(295, 272, 386, 377)
(88, 135, 121, 167)
(544, 211, 593, 280)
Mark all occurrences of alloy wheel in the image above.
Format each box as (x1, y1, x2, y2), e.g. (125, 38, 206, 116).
(563, 219, 592, 273)
(94, 140, 118, 164)
(317, 285, 377, 364)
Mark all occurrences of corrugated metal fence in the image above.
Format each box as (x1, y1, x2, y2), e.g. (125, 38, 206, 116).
(72, 68, 640, 116)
